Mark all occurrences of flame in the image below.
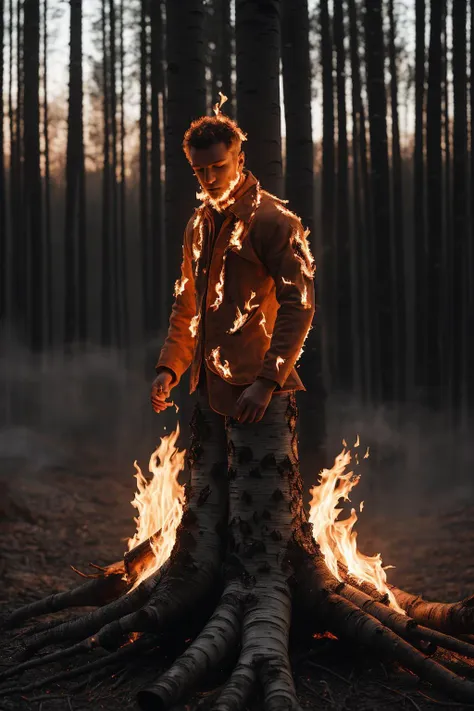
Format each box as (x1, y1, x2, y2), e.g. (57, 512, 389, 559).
(301, 284, 312, 309)
(213, 91, 228, 116)
(174, 276, 189, 298)
(127, 426, 186, 589)
(197, 171, 242, 212)
(210, 257, 227, 311)
(229, 219, 246, 251)
(193, 211, 206, 275)
(209, 346, 232, 379)
(259, 313, 272, 339)
(281, 277, 295, 286)
(227, 306, 249, 334)
(276, 356, 285, 371)
(274, 204, 315, 279)
(309, 442, 403, 613)
(244, 291, 258, 312)
(189, 312, 201, 338)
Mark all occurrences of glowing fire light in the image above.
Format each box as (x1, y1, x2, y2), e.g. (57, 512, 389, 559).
(309, 442, 403, 613)
(209, 346, 232, 379)
(193, 211, 206, 275)
(211, 258, 226, 311)
(300, 284, 311, 309)
(244, 291, 258, 312)
(259, 313, 272, 339)
(229, 219, 246, 251)
(127, 426, 186, 589)
(189, 312, 201, 338)
(276, 356, 285, 371)
(174, 276, 188, 298)
(227, 306, 249, 334)
(282, 277, 295, 286)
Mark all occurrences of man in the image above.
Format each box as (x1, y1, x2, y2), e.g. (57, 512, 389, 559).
(151, 107, 315, 458)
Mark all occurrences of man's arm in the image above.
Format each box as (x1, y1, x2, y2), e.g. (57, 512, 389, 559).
(235, 214, 315, 424)
(155, 219, 197, 386)
(256, 216, 316, 386)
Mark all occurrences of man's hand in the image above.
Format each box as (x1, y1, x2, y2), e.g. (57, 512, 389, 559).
(151, 370, 175, 413)
(235, 378, 277, 424)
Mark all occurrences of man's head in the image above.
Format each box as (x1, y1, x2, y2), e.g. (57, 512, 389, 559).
(183, 115, 247, 202)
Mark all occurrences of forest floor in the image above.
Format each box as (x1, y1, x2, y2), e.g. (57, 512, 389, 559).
(1, 451, 474, 711)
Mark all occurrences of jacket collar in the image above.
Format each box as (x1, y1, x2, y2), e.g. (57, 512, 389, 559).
(199, 170, 259, 225)
(225, 170, 259, 224)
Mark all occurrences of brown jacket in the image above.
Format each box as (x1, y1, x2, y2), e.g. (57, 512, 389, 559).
(156, 171, 316, 415)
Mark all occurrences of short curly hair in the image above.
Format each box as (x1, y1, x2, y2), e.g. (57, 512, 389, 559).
(182, 114, 247, 162)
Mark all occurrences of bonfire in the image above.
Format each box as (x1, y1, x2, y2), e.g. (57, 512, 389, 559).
(1, 419, 474, 710)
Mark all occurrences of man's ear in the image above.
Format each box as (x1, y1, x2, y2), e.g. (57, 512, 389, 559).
(238, 151, 245, 169)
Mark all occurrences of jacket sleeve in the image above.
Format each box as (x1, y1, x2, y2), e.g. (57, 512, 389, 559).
(155, 217, 197, 385)
(255, 214, 316, 388)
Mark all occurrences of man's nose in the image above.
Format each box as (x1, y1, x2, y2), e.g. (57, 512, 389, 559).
(204, 168, 216, 184)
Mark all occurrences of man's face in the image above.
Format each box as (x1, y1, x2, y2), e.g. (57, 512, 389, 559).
(189, 142, 244, 201)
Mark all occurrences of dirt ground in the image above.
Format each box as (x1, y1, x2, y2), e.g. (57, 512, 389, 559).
(1, 455, 474, 711)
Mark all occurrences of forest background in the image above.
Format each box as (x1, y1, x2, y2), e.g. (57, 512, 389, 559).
(0, 0, 472, 519)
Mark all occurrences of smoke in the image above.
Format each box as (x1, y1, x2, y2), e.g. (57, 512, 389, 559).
(0, 329, 191, 485)
(1, 327, 472, 521)
(311, 393, 474, 518)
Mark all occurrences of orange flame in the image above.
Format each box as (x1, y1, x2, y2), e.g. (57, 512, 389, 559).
(229, 219, 246, 251)
(309, 442, 403, 613)
(189, 312, 201, 338)
(174, 276, 189, 298)
(210, 258, 227, 312)
(213, 91, 228, 116)
(300, 284, 311, 309)
(276, 356, 285, 371)
(127, 426, 186, 589)
(193, 211, 206, 275)
(281, 277, 295, 286)
(259, 313, 272, 339)
(209, 346, 232, 379)
(227, 306, 249, 334)
(244, 290, 258, 312)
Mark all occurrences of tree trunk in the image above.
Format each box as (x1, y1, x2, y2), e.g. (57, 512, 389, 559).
(11, 0, 26, 334)
(425, 0, 444, 408)
(441, 1, 452, 418)
(0, 0, 5, 323)
(469, 0, 474, 413)
(43, 0, 52, 347)
(451, 0, 467, 417)
(281, 0, 326, 480)
(388, 0, 405, 403)
(235, 0, 283, 196)
(414, 0, 426, 404)
(64, 0, 85, 348)
(319, 0, 336, 390)
(119, 0, 128, 346)
(140, 0, 150, 336)
(281, 0, 313, 230)
(150, 0, 163, 332)
(6, 399, 474, 707)
(348, 0, 373, 401)
(165, 0, 206, 316)
(23, 0, 43, 350)
(109, 0, 120, 347)
(101, 0, 111, 347)
(364, 0, 393, 403)
(8, 0, 16, 326)
(333, 0, 351, 392)
(209, 0, 233, 116)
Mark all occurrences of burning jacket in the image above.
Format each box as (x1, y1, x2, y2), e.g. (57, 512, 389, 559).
(156, 170, 316, 414)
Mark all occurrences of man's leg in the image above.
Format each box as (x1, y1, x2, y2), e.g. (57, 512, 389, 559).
(187, 391, 229, 549)
(223, 392, 302, 704)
